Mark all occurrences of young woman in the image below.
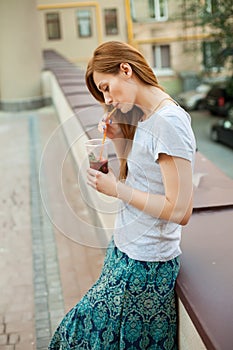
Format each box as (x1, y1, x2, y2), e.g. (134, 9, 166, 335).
(49, 41, 196, 350)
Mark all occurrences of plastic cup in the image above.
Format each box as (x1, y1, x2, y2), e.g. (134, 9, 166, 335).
(85, 139, 109, 174)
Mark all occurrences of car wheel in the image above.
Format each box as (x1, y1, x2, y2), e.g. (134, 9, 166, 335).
(209, 110, 217, 116)
(196, 100, 205, 110)
(211, 128, 219, 142)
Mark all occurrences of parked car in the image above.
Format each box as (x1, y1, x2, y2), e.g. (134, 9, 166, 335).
(205, 83, 233, 117)
(176, 83, 211, 110)
(210, 116, 233, 149)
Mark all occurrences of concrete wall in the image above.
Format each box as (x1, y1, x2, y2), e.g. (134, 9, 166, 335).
(0, 0, 43, 109)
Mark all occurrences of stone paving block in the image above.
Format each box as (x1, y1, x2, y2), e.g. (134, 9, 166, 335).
(49, 310, 64, 320)
(35, 312, 49, 322)
(7, 302, 32, 314)
(46, 265, 59, 275)
(37, 328, 51, 340)
(9, 333, 19, 344)
(36, 337, 50, 349)
(48, 300, 63, 311)
(47, 272, 61, 284)
(34, 275, 46, 284)
(47, 280, 61, 290)
(0, 324, 4, 334)
(34, 302, 48, 314)
(5, 321, 32, 333)
(35, 318, 50, 331)
(15, 342, 35, 350)
(4, 312, 24, 324)
(17, 331, 34, 344)
(0, 335, 7, 345)
(34, 280, 47, 292)
(35, 310, 49, 322)
(34, 296, 48, 306)
(0, 345, 14, 350)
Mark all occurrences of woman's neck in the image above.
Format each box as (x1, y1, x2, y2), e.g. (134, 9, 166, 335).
(136, 85, 171, 119)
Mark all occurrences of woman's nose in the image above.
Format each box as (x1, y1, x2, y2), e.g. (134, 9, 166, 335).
(104, 93, 113, 105)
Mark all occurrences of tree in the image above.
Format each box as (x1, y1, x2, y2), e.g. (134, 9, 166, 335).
(181, 0, 233, 72)
(183, 0, 233, 63)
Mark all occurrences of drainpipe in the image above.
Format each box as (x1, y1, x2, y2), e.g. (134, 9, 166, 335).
(124, 0, 134, 45)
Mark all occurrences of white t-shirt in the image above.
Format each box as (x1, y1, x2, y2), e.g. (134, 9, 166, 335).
(113, 105, 196, 262)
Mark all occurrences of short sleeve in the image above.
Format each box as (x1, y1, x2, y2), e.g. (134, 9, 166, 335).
(153, 112, 196, 163)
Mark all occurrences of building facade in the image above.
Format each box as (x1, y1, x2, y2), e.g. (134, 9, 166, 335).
(37, 0, 223, 94)
(37, 0, 128, 70)
(0, 0, 224, 111)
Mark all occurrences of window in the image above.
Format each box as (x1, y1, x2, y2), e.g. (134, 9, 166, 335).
(76, 10, 92, 37)
(203, 41, 222, 71)
(153, 45, 171, 70)
(104, 9, 118, 35)
(46, 13, 61, 40)
(131, 0, 168, 22)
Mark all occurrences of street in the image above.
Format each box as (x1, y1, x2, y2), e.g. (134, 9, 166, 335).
(190, 109, 233, 179)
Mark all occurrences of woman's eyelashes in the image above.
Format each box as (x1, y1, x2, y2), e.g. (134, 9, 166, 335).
(103, 85, 109, 92)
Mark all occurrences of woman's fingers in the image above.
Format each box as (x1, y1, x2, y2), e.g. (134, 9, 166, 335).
(87, 168, 99, 189)
(86, 167, 117, 197)
(98, 120, 113, 135)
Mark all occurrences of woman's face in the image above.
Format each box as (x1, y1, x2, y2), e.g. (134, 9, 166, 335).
(93, 64, 137, 114)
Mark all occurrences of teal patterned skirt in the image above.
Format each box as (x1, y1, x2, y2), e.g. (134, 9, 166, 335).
(48, 239, 180, 350)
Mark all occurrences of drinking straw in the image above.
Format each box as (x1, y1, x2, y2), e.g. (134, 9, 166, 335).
(99, 107, 117, 160)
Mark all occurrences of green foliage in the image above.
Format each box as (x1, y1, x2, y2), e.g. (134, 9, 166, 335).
(88, 152, 96, 161)
(181, 0, 233, 70)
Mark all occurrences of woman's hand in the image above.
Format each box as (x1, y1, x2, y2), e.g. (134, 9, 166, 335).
(98, 115, 124, 140)
(87, 167, 118, 197)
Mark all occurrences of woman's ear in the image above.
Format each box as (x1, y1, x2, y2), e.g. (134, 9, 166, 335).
(120, 63, 132, 77)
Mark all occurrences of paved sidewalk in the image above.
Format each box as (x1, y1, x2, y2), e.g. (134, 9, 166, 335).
(0, 106, 105, 350)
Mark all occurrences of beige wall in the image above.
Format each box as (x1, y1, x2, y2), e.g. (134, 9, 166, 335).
(128, 0, 211, 92)
(0, 0, 42, 102)
(132, 0, 205, 73)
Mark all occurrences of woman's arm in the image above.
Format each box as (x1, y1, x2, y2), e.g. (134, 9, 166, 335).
(87, 153, 193, 225)
(117, 154, 193, 225)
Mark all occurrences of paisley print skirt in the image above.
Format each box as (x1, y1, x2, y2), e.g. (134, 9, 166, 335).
(48, 239, 180, 350)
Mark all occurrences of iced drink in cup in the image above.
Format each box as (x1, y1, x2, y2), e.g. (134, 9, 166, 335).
(85, 139, 109, 174)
